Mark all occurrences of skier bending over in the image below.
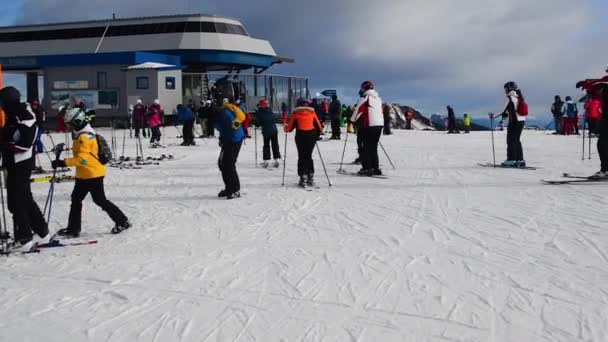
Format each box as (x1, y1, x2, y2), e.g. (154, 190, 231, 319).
(54, 108, 131, 237)
(499, 81, 527, 168)
(284, 98, 323, 187)
(577, 70, 608, 178)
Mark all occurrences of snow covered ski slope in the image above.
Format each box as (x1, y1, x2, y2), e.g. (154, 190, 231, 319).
(1, 128, 607, 341)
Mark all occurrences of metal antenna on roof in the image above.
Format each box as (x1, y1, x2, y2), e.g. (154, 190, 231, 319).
(112, 13, 116, 20)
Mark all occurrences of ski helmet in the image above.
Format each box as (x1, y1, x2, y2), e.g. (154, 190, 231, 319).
(257, 99, 269, 108)
(504, 81, 518, 93)
(154, 99, 160, 105)
(359, 81, 374, 97)
(136, 99, 142, 104)
(64, 107, 88, 131)
(0, 86, 21, 109)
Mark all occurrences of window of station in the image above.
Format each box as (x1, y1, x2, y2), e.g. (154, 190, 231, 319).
(0, 21, 248, 42)
(136, 77, 149, 90)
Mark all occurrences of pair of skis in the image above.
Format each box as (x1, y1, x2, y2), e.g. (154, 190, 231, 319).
(5, 239, 98, 255)
(541, 173, 608, 185)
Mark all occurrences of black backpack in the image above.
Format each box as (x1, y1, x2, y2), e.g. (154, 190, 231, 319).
(87, 133, 112, 165)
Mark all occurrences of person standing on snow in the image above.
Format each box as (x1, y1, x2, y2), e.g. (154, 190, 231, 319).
(551, 96, 564, 134)
(463, 113, 471, 133)
(177, 104, 195, 146)
(213, 79, 246, 199)
(499, 81, 527, 168)
(254, 98, 281, 168)
(132, 99, 147, 138)
(329, 95, 342, 140)
(284, 98, 323, 187)
(0, 87, 50, 252)
(564, 96, 579, 135)
(53, 108, 131, 237)
(350, 81, 385, 176)
(382, 103, 392, 135)
(147, 99, 163, 146)
(447, 106, 459, 133)
(30, 99, 46, 171)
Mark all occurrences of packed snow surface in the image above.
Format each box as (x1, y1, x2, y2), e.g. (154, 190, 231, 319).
(1, 128, 607, 342)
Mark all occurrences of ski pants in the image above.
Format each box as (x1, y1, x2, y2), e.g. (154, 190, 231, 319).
(5, 163, 48, 243)
(574, 116, 580, 135)
(67, 177, 127, 233)
(134, 117, 147, 138)
(356, 129, 364, 160)
(263, 132, 281, 161)
(295, 131, 317, 176)
(507, 120, 525, 161)
(206, 116, 215, 137)
(150, 127, 161, 143)
(331, 117, 341, 139)
(218, 141, 242, 193)
(384, 117, 392, 135)
(183, 119, 195, 144)
(554, 116, 562, 134)
(361, 126, 383, 171)
(588, 117, 599, 135)
(598, 119, 608, 172)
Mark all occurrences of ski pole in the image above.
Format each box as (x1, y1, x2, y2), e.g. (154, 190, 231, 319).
(254, 125, 258, 167)
(44, 143, 64, 218)
(0, 169, 8, 255)
(281, 132, 288, 186)
(337, 125, 349, 173)
(121, 129, 126, 159)
(378, 141, 396, 170)
(489, 113, 496, 167)
(582, 118, 586, 161)
(589, 122, 592, 160)
(315, 142, 332, 187)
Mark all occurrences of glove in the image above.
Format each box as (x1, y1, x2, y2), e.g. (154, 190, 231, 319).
(501, 113, 508, 119)
(231, 121, 241, 130)
(576, 81, 585, 89)
(51, 159, 66, 169)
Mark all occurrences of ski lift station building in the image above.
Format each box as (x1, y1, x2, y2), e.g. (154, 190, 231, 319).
(0, 14, 307, 123)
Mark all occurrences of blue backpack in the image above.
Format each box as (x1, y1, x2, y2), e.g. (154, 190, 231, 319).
(565, 103, 578, 118)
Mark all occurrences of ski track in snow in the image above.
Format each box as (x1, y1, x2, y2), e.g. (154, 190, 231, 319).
(1, 128, 608, 341)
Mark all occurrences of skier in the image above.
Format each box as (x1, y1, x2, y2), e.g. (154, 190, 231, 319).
(177, 104, 195, 146)
(284, 98, 323, 187)
(564, 96, 579, 135)
(30, 99, 46, 172)
(147, 99, 163, 146)
(329, 95, 342, 139)
(383, 103, 392, 135)
(0, 86, 50, 252)
(254, 98, 281, 168)
(350, 81, 384, 176)
(551, 96, 564, 134)
(463, 113, 471, 133)
(584, 94, 601, 136)
(132, 99, 147, 138)
(446, 106, 459, 133)
(499, 81, 527, 168)
(53, 108, 130, 237)
(576, 70, 608, 178)
(213, 79, 246, 199)
(196, 100, 209, 138)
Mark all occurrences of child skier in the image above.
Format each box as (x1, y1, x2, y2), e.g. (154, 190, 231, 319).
(53, 108, 130, 237)
(499, 81, 527, 168)
(284, 98, 323, 187)
(147, 99, 163, 146)
(254, 98, 281, 168)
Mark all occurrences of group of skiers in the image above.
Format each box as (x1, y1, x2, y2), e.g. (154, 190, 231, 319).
(0, 86, 131, 253)
(445, 106, 472, 134)
(551, 95, 580, 135)
(131, 99, 164, 145)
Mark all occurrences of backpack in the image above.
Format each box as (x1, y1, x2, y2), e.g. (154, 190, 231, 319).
(516, 97, 529, 116)
(93, 134, 112, 165)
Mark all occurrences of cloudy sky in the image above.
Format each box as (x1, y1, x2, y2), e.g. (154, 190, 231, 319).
(1, 0, 607, 120)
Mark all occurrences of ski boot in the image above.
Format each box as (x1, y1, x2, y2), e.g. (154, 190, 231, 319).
(357, 168, 373, 177)
(10, 239, 37, 253)
(227, 191, 241, 200)
(516, 160, 526, 168)
(372, 168, 383, 176)
(352, 157, 361, 165)
(261, 161, 269, 168)
(306, 174, 315, 186)
(500, 160, 517, 168)
(56, 228, 80, 238)
(218, 189, 229, 198)
(590, 170, 608, 179)
(273, 159, 280, 168)
(298, 176, 306, 187)
(111, 221, 131, 235)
